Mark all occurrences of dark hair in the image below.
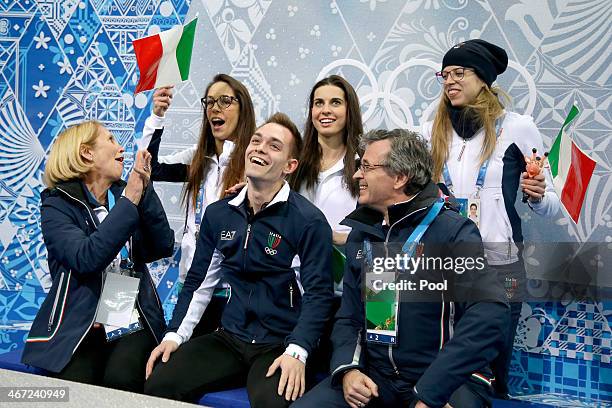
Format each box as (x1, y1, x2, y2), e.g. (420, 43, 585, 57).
(263, 112, 302, 160)
(183, 74, 256, 208)
(470, 203, 478, 209)
(289, 75, 362, 197)
(361, 129, 433, 196)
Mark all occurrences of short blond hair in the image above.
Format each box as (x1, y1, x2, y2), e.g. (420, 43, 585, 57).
(43, 121, 102, 188)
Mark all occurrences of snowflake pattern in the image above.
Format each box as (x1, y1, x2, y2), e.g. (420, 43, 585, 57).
(33, 31, 50, 49)
(0, 1, 609, 403)
(32, 80, 50, 98)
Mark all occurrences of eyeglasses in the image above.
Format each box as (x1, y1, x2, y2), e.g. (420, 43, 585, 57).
(358, 163, 386, 173)
(435, 67, 474, 84)
(201, 95, 239, 110)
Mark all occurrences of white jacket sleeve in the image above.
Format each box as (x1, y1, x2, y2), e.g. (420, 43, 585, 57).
(515, 115, 560, 218)
(137, 113, 197, 165)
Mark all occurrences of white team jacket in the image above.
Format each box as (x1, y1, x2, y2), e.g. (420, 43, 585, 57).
(422, 111, 560, 265)
(137, 113, 234, 282)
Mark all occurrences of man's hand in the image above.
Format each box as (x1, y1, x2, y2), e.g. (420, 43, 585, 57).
(145, 340, 178, 379)
(224, 181, 246, 195)
(152, 86, 174, 117)
(342, 369, 379, 408)
(521, 172, 546, 202)
(265, 354, 305, 401)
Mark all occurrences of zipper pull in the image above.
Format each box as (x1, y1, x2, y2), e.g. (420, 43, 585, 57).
(457, 140, 467, 161)
(243, 224, 251, 250)
(289, 283, 294, 308)
(507, 238, 512, 259)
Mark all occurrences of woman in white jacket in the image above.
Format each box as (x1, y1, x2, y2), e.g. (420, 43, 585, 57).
(289, 75, 363, 248)
(137, 74, 256, 336)
(421, 39, 560, 398)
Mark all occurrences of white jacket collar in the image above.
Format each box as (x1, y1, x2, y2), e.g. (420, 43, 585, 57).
(228, 180, 291, 208)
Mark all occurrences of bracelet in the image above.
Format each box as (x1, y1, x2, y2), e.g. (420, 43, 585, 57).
(527, 194, 543, 205)
(286, 351, 306, 364)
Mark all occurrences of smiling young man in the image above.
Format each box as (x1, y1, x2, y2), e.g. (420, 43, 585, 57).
(293, 129, 508, 408)
(144, 113, 334, 407)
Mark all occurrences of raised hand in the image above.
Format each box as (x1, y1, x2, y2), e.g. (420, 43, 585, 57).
(153, 86, 174, 117)
(124, 150, 152, 205)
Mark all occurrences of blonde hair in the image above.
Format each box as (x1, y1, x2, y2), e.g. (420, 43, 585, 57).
(43, 121, 102, 188)
(430, 86, 510, 182)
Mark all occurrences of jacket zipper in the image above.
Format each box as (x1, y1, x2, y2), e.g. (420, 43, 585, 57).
(449, 301, 455, 340)
(507, 237, 512, 260)
(388, 344, 400, 375)
(48, 271, 65, 331)
(457, 139, 467, 161)
(289, 283, 294, 308)
(243, 224, 252, 250)
(243, 223, 252, 273)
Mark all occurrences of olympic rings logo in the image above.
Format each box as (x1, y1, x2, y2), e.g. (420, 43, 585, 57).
(265, 247, 278, 256)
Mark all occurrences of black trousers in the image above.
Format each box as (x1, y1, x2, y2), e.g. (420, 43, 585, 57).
(190, 295, 226, 338)
(144, 329, 300, 408)
(291, 370, 493, 408)
(53, 326, 156, 393)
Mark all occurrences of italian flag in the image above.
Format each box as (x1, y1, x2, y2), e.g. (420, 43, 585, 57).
(548, 105, 597, 223)
(133, 17, 197, 93)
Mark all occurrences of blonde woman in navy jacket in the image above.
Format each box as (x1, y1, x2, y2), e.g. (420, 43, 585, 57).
(22, 121, 174, 392)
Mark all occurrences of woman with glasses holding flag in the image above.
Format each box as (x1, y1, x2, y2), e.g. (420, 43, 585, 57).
(421, 39, 560, 398)
(137, 74, 256, 336)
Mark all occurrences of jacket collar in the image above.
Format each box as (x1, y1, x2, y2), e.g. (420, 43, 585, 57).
(228, 180, 290, 209)
(341, 181, 442, 238)
(43, 179, 127, 208)
(387, 181, 441, 225)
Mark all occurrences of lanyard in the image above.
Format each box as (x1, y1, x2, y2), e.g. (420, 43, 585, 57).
(401, 198, 445, 256)
(194, 182, 206, 230)
(442, 115, 504, 196)
(107, 190, 130, 261)
(364, 198, 445, 262)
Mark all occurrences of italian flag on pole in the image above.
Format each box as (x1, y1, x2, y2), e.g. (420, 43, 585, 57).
(548, 105, 597, 223)
(133, 17, 197, 93)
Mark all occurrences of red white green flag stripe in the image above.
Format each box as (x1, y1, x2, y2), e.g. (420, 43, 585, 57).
(133, 17, 197, 93)
(548, 105, 597, 223)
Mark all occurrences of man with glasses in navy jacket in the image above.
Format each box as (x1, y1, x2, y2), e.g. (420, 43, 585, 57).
(293, 129, 509, 408)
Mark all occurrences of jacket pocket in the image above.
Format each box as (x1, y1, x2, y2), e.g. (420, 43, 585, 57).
(483, 193, 516, 264)
(288, 279, 302, 310)
(48, 271, 66, 332)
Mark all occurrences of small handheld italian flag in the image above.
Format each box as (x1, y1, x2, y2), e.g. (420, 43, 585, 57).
(133, 17, 198, 93)
(548, 105, 597, 223)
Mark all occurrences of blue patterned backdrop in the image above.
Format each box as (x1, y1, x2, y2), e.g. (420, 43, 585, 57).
(0, 1, 610, 404)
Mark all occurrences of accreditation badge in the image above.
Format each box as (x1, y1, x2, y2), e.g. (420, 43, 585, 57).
(467, 197, 481, 229)
(365, 285, 399, 345)
(455, 198, 468, 217)
(95, 272, 140, 328)
(455, 197, 481, 229)
(364, 240, 399, 346)
(104, 308, 143, 342)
